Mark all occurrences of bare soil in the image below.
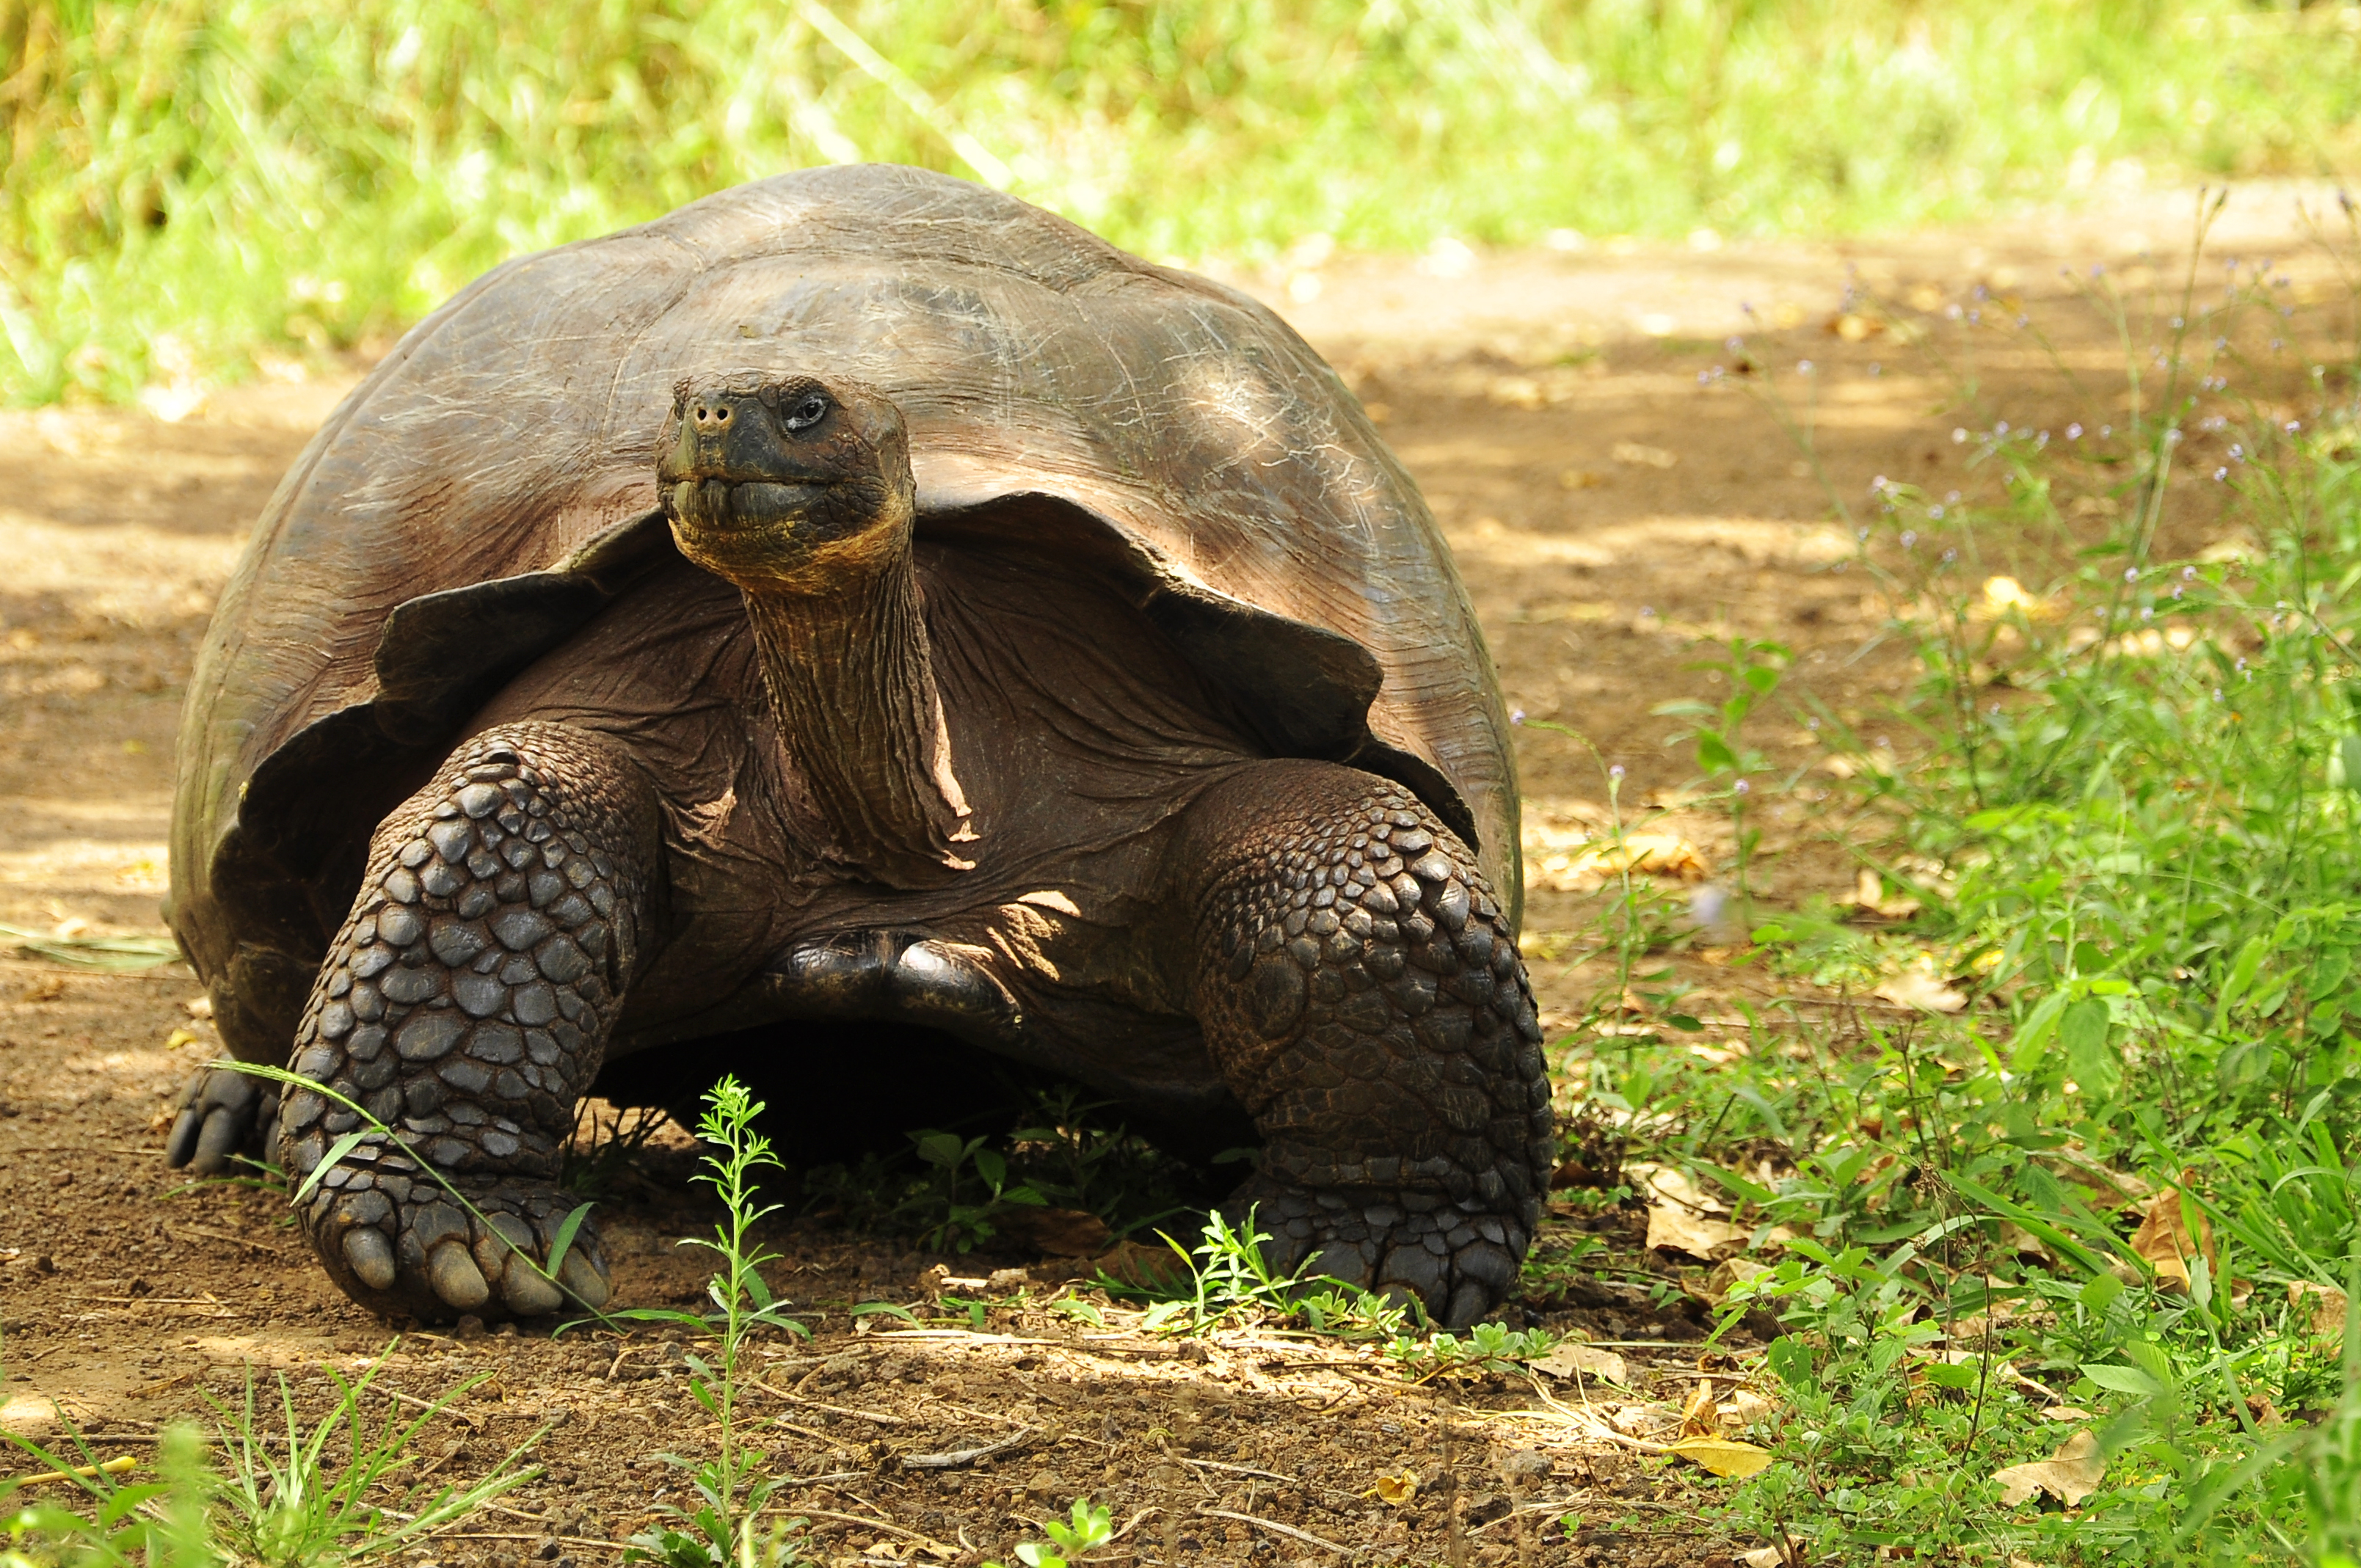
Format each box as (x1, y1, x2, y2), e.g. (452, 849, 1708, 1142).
(3, 183, 2354, 1567)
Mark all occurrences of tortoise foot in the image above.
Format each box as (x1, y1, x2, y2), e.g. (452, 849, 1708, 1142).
(270, 721, 658, 1320)
(298, 1136, 611, 1321)
(1228, 1171, 1526, 1330)
(164, 1065, 280, 1177)
(1172, 762, 1553, 1334)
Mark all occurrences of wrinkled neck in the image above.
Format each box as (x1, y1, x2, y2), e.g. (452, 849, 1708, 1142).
(741, 541, 973, 887)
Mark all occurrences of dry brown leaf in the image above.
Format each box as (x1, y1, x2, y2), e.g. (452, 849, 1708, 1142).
(1735, 1550, 1785, 1568)
(1370, 1470, 1417, 1506)
(2129, 1186, 2215, 1288)
(1630, 1163, 1728, 1214)
(1662, 1436, 1773, 1478)
(1991, 1429, 2104, 1508)
(2290, 1281, 2350, 1338)
(1647, 1206, 1745, 1259)
(1679, 1379, 1719, 1437)
(1724, 1390, 1777, 1427)
(2037, 1406, 2094, 1422)
(1874, 966, 1966, 1013)
(1532, 1341, 1629, 1386)
(1609, 1403, 1676, 1437)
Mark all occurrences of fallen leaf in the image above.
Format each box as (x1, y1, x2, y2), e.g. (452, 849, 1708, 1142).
(1609, 1403, 1675, 1437)
(1991, 1429, 2104, 1507)
(1723, 1390, 1776, 1426)
(1532, 1342, 1629, 1385)
(1662, 1436, 1772, 1478)
(1370, 1470, 1417, 1506)
(1735, 1550, 1786, 1568)
(1679, 1379, 1719, 1437)
(1646, 1206, 1745, 1259)
(2290, 1280, 2351, 1338)
(1874, 966, 1965, 1013)
(2037, 1407, 2095, 1423)
(1629, 1163, 1730, 1214)
(164, 1027, 200, 1050)
(2128, 1185, 2214, 1288)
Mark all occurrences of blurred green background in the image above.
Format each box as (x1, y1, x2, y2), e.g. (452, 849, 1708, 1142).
(4, 0, 2359, 406)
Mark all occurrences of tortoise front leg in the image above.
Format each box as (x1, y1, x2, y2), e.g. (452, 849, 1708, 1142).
(273, 722, 658, 1321)
(1168, 762, 1553, 1330)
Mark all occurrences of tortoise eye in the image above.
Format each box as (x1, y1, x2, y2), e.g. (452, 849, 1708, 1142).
(785, 394, 829, 431)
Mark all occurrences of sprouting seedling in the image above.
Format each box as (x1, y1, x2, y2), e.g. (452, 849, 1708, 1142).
(986, 1497, 1113, 1568)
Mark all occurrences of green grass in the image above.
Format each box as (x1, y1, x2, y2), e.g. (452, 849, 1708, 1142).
(0, 1343, 538, 1568)
(1522, 211, 2361, 1561)
(9, 0, 2361, 405)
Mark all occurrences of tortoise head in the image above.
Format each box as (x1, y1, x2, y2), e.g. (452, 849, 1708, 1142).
(658, 374, 914, 594)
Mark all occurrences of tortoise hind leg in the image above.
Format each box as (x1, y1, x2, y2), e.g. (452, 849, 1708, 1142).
(1167, 761, 1553, 1330)
(274, 722, 658, 1321)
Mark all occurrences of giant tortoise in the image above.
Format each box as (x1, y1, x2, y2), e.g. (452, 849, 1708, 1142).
(164, 164, 1550, 1328)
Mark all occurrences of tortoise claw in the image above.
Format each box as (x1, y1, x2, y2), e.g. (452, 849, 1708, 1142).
(343, 1227, 398, 1291)
(164, 1068, 279, 1176)
(429, 1239, 492, 1312)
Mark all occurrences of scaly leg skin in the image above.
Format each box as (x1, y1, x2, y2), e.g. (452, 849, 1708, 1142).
(1173, 762, 1552, 1330)
(274, 723, 658, 1321)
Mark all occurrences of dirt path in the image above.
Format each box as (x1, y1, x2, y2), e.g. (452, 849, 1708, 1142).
(2, 183, 2353, 1567)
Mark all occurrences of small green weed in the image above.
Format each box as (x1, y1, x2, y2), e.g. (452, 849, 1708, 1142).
(207, 1352, 542, 1568)
(986, 1497, 1112, 1568)
(0, 1343, 531, 1568)
(1386, 1321, 1560, 1380)
(610, 1076, 810, 1568)
(803, 1083, 1190, 1252)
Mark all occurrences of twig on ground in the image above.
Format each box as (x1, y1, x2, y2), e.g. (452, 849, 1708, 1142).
(749, 1379, 910, 1424)
(901, 1427, 1036, 1470)
(1198, 1509, 1348, 1555)
(796, 1506, 958, 1553)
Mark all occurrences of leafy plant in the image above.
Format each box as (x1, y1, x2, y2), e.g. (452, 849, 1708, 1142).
(802, 1082, 1194, 1252)
(0, 1345, 531, 1568)
(613, 1076, 810, 1568)
(1120, 1207, 1402, 1340)
(1386, 1321, 1560, 1379)
(207, 1352, 542, 1567)
(987, 1497, 1113, 1568)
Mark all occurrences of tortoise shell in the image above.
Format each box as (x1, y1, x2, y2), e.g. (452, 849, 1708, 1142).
(167, 165, 1521, 1023)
